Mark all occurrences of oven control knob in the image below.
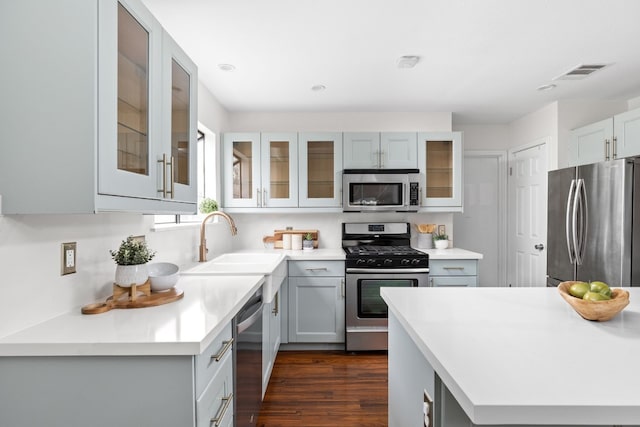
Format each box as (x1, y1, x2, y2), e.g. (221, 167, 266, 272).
(356, 259, 366, 265)
(411, 259, 421, 265)
(400, 259, 410, 265)
(367, 259, 377, 266)
(384, 259, 393, 266)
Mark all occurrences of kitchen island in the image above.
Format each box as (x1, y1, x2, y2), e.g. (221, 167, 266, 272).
(382, 286, 640, 427)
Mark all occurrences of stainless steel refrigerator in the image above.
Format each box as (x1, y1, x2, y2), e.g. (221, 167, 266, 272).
(547, 157, 640, 287)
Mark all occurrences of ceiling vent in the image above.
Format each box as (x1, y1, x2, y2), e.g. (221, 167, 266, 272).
(553, 64, 609, 81)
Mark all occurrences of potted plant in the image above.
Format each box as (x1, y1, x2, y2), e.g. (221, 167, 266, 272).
(199, 198, 218, 214)
(303, 232, 314, 251)
(433, 233, 449, 249)
(110, 236, 156, 287)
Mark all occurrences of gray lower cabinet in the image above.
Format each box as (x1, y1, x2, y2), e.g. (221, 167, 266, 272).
(0, 323, 234, 427)
(288, 260, 345, 343)
(429, 259, 478, 287)
(262, 288, 282, 397)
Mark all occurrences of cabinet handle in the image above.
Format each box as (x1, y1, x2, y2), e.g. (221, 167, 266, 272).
(305, 267, 328, 272)
(379, 149, 385, 168)
(262, 188, 267, 207)
(605, 139, 610, 160)
(430, 277, 434, 287)
(157, 154, 168, 197)
(257, 189, 262, 207)
(613, 136, 618, 159)
(169, 155, 175, 198)
(272, 291, 279, 315)
(341, 279, 345, 298)
(443, 266, 465, 270)
(210, 338, 234, 363)
(210, 392, 233, 427)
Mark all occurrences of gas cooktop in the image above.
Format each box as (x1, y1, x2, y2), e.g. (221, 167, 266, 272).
(344, 245, 427, 257)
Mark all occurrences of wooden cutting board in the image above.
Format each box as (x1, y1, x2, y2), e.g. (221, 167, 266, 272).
(273, 229, 319, 249)
(81, 281, 183, 314)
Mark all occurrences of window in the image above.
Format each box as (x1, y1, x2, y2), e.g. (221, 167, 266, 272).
(154, 126, 217, 224)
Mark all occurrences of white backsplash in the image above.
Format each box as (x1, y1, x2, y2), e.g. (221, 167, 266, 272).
(0, 211, 450, 338)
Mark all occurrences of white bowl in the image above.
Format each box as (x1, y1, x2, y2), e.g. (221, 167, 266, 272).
(147, 262, 180, 292)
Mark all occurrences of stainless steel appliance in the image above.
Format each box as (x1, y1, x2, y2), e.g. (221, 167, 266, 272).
(343, 222, 429, 351)
(234, 288, 263, 427)
(342, 169, 421, 212)
(547, 157, 640, 287)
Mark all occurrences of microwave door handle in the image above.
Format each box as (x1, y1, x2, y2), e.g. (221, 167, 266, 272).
(566, 179, 576, 264)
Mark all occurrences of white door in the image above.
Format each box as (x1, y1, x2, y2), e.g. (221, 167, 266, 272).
(380, 132, 417, 168)
(453, 151, 507, 287)
(613, 107, 640, 159)
(343, 132, 380, 168)
(568, 118, 612, 166)
(508, 141, 547, 287)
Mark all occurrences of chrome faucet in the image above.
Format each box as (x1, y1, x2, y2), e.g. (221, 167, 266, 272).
(199, 211, 238, 262)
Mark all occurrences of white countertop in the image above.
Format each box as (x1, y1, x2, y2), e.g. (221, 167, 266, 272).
(381, 286, 640, 425)
(420, 247, 483, 259)
(0, 275, 264, 356)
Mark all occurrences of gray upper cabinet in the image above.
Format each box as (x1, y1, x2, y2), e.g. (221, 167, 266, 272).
(568, 107, 640, 167)
(418, 132, 463, 211)
(0, 0, 197, 214)
(343, 132, 418, 169)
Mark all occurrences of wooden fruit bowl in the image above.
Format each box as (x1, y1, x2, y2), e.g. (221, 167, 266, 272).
(558, 281, 630, 321)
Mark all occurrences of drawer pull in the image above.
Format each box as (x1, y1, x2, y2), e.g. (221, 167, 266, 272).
(305, 267, 328, 272)
(443, 266, 465, 270)
(210, 338, 234, 363)
(210, 392, 233, 427)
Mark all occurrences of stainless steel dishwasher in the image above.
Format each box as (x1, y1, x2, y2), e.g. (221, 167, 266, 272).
(233, 288, 263, 427)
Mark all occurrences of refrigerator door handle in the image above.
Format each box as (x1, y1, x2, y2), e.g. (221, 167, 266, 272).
(566, 179, 577, 264)
(571, 179, 581, 265)
(578, 178, 588, 264)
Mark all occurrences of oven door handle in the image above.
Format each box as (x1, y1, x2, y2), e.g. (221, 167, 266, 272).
(346, 268, 430, 274)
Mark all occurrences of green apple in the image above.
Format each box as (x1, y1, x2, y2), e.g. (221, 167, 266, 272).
(590, 281, 611, 297)
(568, 282, 590, 298)
(583, 291, 611, 301)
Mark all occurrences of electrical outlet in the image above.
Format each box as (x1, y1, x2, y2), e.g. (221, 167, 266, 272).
(423, 389, 433, 427)
(61, 242, 77, 275)
(438, 225, 445, 235)
(132, 235, 145, 243)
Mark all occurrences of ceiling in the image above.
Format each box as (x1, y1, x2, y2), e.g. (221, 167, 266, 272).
(143, 0, 640, 124)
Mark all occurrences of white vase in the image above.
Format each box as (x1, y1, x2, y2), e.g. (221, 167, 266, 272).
(115, 264, 149, 287)
(434, 240, 449, 250)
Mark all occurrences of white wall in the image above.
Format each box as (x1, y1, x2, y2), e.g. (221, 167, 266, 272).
(508, 102, 558, 169)
(453, 124, 509, 150)
(227, 111, 452, 132)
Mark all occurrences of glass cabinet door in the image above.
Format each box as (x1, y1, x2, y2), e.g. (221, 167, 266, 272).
(418, 132, 463, 210)
(299, 132, 343, 207)
(117, 2, 149, 177)
(162, 30, 197, 202)
(98, 0, 161, 200)
(261, 133, 298, 207)
(223, 133, 261, 207)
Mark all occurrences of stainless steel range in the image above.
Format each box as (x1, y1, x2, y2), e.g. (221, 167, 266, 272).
(343, 222, 429, 351)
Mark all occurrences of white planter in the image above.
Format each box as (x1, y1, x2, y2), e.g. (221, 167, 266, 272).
(115, 264, 149, 287)
(434, 240, 449, 250)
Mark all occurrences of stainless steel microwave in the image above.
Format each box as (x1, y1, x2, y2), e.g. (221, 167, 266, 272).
(342, 169, 421, 212)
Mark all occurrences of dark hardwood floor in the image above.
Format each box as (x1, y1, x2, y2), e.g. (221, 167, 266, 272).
(256, 350, 388, 427)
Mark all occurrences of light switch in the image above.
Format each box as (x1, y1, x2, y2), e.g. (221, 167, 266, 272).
(61, 242, 76, 275)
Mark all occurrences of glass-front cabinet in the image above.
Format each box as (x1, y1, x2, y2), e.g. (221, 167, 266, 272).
(223, 133, 298, 208)
(298, 133, 343, 207)
(98, 0, 197, 207)
(0, 0, 197, 214)
(418, 132, 463, 211)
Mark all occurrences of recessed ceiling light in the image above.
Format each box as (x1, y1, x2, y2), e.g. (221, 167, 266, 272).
(218, 63, 236, 72)
(537, 84, 557, 91)
(311, 84, 326, 92)
(397, 55, 420, 69)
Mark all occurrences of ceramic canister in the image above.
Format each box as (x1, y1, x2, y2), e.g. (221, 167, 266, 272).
(291, 234, 303, 250)
(282, 233, 292, 250)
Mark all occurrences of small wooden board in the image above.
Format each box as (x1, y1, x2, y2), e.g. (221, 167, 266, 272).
(273, 229, 319, 249)
(81, 282, 184, 315)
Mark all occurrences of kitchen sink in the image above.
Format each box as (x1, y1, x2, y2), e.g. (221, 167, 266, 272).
(182, 251, 286, 303)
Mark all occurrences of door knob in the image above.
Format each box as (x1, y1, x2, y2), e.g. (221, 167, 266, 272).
(534, 243, 545, 251)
